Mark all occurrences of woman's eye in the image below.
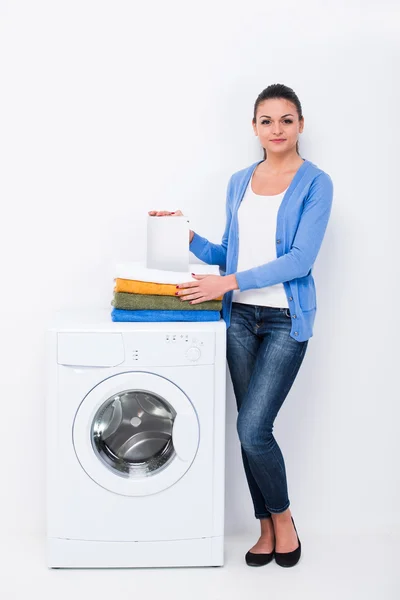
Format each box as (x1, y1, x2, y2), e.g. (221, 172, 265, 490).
(261, 119, 293, 125)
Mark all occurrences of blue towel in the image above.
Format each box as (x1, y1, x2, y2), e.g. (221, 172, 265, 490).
(111, 308, 221, 322)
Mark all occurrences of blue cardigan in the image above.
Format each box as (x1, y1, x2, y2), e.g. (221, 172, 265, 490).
(189, 158, 333, 342)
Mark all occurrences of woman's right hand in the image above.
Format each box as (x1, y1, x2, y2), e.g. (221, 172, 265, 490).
(148, 210, 194, 243)
(148, 210, 183, 217)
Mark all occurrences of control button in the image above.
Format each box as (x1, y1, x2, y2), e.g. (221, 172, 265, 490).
(186, 347, 201, 361)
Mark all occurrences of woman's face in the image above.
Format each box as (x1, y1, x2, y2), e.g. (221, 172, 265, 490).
(252, 98, 304, 156)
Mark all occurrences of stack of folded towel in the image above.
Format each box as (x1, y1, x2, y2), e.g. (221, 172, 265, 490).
(111, 262, 223, 322)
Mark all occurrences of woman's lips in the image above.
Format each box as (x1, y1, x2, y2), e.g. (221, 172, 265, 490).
(271, 139, 286, 143)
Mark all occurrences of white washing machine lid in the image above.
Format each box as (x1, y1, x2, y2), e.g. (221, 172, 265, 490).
(73, 371, 200, 497)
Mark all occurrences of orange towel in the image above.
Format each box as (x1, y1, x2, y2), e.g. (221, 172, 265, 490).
(114, 278, 223, 301)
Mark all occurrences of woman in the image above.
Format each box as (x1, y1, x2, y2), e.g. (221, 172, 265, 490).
(149, 83, 333, 568)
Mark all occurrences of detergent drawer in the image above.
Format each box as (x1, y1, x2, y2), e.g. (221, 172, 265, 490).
(57, 333, 125, 367)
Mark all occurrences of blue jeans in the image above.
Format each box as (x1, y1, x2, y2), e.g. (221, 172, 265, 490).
(226, 302, 309, 519)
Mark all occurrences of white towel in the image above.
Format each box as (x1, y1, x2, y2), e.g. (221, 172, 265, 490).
(115, 261, 221, 284)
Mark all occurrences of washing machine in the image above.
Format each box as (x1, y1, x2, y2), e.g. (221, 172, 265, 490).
(46, 309, 227, 568)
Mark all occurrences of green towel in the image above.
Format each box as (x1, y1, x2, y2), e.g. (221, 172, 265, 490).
(111, 292, 223, 311)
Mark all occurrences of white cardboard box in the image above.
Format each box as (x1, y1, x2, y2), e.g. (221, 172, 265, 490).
(146, 215, 190, 272)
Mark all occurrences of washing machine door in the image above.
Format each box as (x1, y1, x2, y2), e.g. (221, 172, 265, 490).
(72, 372, 200, 496)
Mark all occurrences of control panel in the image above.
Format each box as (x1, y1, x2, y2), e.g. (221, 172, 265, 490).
(122, 331, 216, 366)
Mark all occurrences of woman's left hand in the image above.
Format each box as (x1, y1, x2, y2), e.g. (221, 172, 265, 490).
(176, 273, 238, 304)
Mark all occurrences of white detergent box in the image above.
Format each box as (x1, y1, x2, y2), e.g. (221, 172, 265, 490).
(146, 215, 190, 272)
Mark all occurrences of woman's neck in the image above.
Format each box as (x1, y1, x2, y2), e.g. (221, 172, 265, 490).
(260, 153, 304, 175)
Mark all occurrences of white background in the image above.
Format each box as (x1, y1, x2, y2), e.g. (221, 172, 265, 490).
(0, 0, 399, 592)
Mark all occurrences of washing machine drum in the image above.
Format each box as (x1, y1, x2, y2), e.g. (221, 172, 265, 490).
(73, 372, 200, 497)
(92, 390, 176, 476)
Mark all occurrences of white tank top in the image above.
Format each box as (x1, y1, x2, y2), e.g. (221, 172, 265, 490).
(231, 172, 289, 309)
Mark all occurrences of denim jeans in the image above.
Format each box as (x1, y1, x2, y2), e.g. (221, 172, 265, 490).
(226, 302, 309, 519)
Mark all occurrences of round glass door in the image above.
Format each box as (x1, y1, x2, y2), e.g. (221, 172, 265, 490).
(73, 372, 200, 496)
(92, 390, 176, 478)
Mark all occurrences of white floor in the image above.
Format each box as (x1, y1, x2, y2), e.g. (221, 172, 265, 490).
(2, 532, 398, 600)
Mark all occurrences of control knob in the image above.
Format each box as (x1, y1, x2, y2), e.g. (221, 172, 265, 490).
(185, 346, 201, 361)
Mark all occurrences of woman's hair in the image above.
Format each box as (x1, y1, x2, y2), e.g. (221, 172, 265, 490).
(253, 83, 303, 160)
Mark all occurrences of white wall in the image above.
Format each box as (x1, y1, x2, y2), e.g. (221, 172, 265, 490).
(0, 0, 398, 539)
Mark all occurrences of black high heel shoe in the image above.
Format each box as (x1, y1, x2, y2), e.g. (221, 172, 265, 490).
(274, 516, 301, 568)
(245, 544, 275, 567)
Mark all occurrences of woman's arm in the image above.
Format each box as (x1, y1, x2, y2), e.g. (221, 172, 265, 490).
(189, 175, 233, 271)
(235, 172, 334, 290)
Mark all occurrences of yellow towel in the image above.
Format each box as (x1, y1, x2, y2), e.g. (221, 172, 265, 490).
(114, 278, 223, 301)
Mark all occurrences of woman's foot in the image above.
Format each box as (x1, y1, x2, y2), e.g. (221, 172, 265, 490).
(271, 509, 299, 552)
(245, 516, 275, 566)
(248, 516, 275, 554)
